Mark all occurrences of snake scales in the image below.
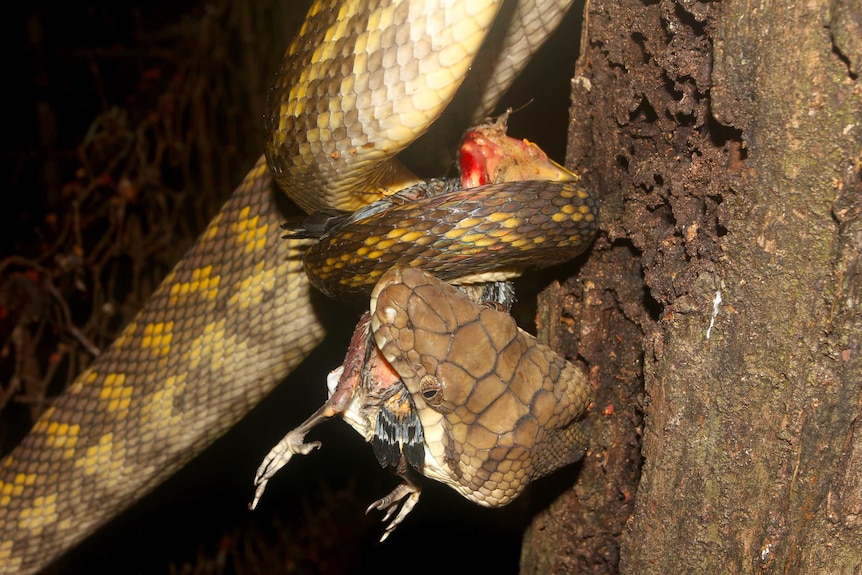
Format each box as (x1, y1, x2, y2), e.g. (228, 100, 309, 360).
(0, 1, 594, 572)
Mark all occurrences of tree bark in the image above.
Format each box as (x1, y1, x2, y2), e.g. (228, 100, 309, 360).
(521, 0, 862, 572)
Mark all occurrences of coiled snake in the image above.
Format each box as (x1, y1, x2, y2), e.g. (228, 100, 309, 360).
(0, 1, 596, 572)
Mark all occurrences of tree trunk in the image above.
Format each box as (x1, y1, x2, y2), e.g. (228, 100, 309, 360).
(521, 0, 862, 572)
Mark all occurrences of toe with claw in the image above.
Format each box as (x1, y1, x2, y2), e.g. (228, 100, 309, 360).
(366, 482, 421, 541)
(249, 404, 331, 510)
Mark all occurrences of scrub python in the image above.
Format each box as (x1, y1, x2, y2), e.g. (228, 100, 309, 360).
(0, 1, 598, 572)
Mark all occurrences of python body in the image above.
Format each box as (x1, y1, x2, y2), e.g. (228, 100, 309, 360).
(0, 1, 591, 572)
(252, 118, 597, 539)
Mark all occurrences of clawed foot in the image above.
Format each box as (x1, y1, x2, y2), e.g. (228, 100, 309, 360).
(366, 482, 421, 541)
(249, 406, 330, 510)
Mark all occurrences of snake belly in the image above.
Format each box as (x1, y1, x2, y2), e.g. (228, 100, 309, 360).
(0, 1, 578, 573)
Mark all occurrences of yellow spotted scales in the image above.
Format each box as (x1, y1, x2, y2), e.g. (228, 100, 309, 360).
(0, 159, 325, 572)
(305, 180, 597, 297)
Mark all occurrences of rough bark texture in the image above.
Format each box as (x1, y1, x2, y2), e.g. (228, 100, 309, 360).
(521, 0, 862, 572)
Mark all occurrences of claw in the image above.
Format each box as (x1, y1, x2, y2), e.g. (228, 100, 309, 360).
(250, 429, 321, 509)
(366, 482, 421, 541)
(249, 403, 331, 510)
